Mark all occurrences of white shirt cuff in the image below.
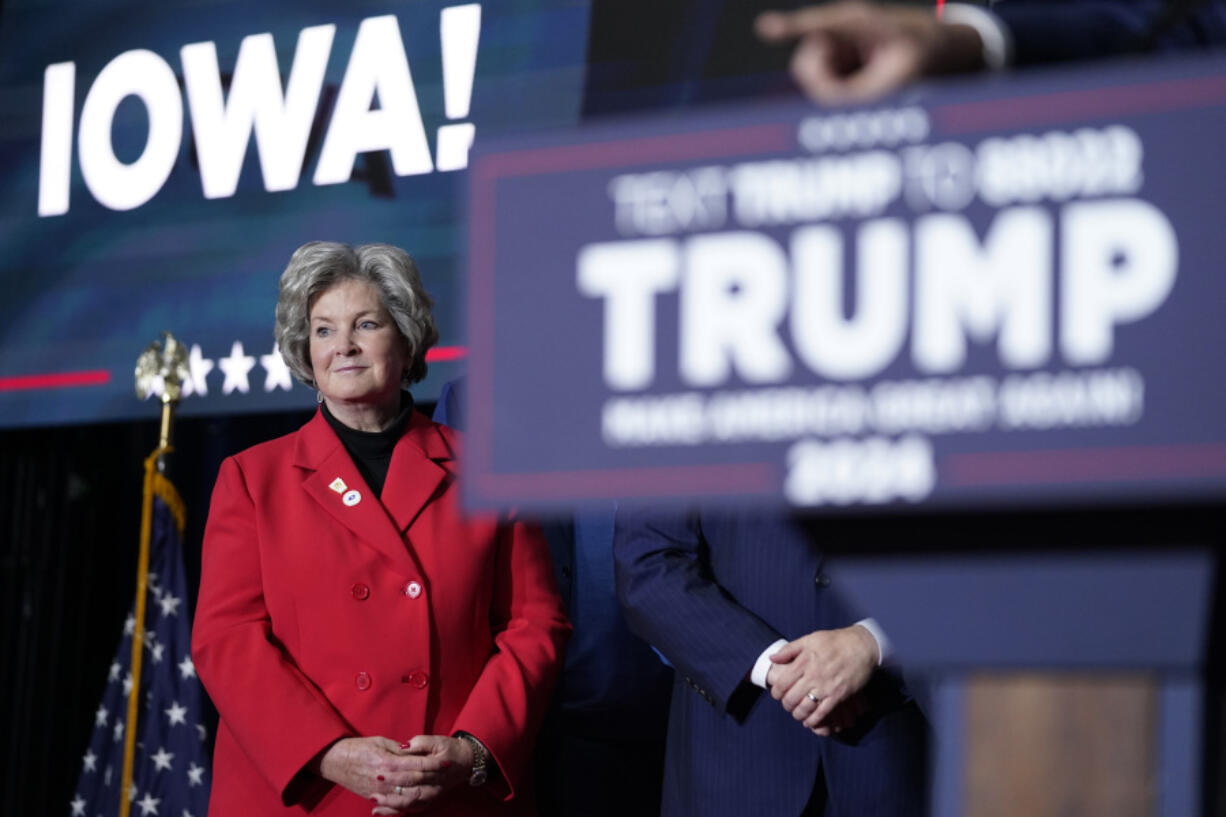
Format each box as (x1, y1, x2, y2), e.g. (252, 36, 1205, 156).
(854, 618, 891, 665)
(942, 3, 1013, 70)
(750, 639, 788, 688)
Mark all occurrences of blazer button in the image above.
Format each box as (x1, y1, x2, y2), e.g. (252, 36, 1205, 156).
(403, 671, 429, 689)
(814, 573, 831, 588)
(351, 582, 370, 601)
(355, 672, 372, 691)
(402, 580, 423, 599)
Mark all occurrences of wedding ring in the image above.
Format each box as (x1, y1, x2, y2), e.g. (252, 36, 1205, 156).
(394, 785, 403, 795)
(806, 691, 821, 703)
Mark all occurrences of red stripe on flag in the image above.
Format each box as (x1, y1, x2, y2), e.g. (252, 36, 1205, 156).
(426, 346, 467, 362)
(0, 369, 112, 391)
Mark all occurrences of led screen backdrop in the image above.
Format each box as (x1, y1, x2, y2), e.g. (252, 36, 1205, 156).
(0, 0, 590, 426)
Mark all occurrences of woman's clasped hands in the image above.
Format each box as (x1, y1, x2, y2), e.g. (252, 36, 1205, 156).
(317, 734, 476, 814)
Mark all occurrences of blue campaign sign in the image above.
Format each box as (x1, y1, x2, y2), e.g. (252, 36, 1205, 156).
(466, 54, 1226, 512)
(0, 0, 589, 426)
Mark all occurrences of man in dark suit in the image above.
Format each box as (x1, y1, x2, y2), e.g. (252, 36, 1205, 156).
(614, 509, 928, 817)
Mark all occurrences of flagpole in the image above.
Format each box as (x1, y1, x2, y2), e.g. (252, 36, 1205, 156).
(120, 334, 189, 817)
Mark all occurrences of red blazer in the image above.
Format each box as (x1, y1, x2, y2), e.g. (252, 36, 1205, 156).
(193, 409, 570, 816)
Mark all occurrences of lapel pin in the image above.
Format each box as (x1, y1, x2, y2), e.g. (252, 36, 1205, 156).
(343, 489, 362, 507)
(329, 477, 347, 494)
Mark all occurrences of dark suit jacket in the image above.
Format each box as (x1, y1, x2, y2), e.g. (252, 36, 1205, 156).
(193, 409, 570, 816)
(991, 0, 1226, 65)
(614, 509, 927, 817)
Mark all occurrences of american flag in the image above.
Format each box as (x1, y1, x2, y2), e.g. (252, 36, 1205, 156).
(71, 481, 211, 817)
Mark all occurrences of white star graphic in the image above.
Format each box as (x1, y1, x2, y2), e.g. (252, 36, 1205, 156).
(124, 615, 135, 635)
(218, 340, 256, 394)
(70, 795, 86, 816)
(123, 672, 133, 695)
(165, 701, 188, 726)
(129, 782, 138, 802)
(113, 721, 124, 742)
(182, 810, 196, 817)
(109, 662, 121, 682)
(95, 705, 109, 727)
(158, 594, 181, 617)
(151, 747, 174, 772)
(196, 723, 207, 742)
(137, 791, 159, 815)
(260, 344, 294, 392)
(182, 344, 214, 397)
(104, 765, 113, 786)
(187, 763, 205, 786)
(149, 642, 165, 663)
(178, 656, 196, 679)
(83, 749, 97, 772)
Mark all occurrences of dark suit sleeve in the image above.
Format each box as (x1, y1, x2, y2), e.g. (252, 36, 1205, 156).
(995, 0, 1226, 65)
(432, 377, 464, 428)
(613, 510, 781, 714)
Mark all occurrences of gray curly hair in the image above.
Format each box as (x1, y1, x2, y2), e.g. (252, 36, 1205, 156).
(275, 242, 438, 388)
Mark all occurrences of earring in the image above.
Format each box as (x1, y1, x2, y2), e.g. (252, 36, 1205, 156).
(316, 390, 324, 404)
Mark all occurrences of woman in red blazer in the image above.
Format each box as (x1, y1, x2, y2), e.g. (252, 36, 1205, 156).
(193, 242, 570, 816)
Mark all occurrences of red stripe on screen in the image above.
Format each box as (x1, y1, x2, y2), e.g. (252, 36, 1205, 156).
(0, 369, 112, 391)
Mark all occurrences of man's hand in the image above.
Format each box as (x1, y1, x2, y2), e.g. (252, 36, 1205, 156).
(766, 624, 878, 733)
(755, 1, 986, 104)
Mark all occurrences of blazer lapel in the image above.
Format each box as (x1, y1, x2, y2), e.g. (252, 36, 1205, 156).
(293, 411, 422, 576)
(380, 413, 457, 535)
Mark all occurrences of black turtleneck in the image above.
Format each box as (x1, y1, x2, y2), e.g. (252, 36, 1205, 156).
(321, 392, 415, 498)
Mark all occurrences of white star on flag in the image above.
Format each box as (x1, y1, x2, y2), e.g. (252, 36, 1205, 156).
(196, 723, 207, 742)
(218, 340, 256, 394)
(137, 791, 160, 815)
(178, 656, 196, 679)
(260, 344, 294, 392)
(165, 701, 188, 726)
(113, 722, 124, 742)
(187, 763, 205, 786)
(83, 750, 97, 772)
(70, 795, 86, 816)
(95, 705, 109, 727)
(150, 642, 165, 663)
(124, 615, 136, 635)
(151, 747, 174, 772)
(158, 594, 181, 617)
(123, 672, 134, 695)
(182, 344, 215, 397)
(109, 662, 121, 681)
